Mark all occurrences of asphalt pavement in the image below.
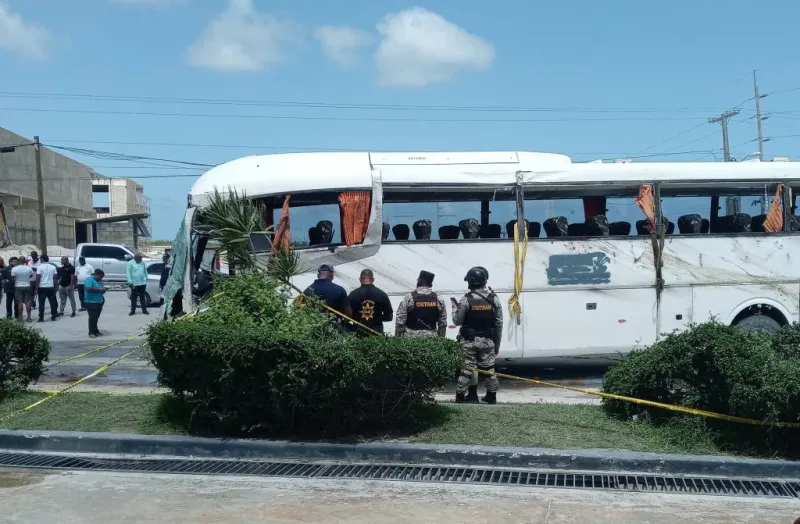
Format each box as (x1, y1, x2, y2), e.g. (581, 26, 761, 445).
(2, 469, 797, 523)
(30, 290, 159, 390)
(28, 291, 610, 403)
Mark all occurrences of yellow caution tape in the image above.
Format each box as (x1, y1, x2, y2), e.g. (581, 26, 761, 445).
(12, 281, 797, 431)
(47, 334, 142, 367)
(470, 368, 800, 429)
(1, 293, 220, 422)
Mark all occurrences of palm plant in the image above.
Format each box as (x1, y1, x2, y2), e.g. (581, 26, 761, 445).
(196, 187, 304, 281)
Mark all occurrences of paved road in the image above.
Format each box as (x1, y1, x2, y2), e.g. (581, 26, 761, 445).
(2, 469, 797, 523)
(32, 291, 159, 389)
(31, 291, 610, 403)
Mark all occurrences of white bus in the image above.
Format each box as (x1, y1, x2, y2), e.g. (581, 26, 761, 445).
(181, 151, 800, 362)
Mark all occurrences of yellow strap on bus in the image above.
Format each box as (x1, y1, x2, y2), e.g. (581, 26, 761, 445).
(508, 221, 528, 324)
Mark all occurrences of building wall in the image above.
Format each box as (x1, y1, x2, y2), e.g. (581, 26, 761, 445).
(0, 128, 93, 211)
(96, 219, 136, 247)
(0, 127, 94, 249)
(4, 207, 76, 249)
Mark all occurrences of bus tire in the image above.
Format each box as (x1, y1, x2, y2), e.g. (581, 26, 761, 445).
(734, 314, 782, 334)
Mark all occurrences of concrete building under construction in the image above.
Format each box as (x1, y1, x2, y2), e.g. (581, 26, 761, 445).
(0, 127, 96, 249)
(0, 126, 151, 250)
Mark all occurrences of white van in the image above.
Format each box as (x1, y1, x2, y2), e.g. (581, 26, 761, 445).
(74, 243, 152, 283)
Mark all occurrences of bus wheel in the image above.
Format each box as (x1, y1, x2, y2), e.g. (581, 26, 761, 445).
(734, 314, 782, 334)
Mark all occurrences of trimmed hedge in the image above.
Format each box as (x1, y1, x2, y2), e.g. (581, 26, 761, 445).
(0, 320, 50, 401)
(148, 272, 462, 437)
(602, 321, 800, 457)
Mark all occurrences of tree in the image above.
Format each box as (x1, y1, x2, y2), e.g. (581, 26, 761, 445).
(195, 188, 303, 281)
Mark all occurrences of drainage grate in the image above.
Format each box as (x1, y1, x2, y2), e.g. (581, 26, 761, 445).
(0, 452, 798, 499)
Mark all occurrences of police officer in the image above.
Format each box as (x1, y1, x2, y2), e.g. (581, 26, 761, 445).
(303, 264, 352, 318)
(348, 269, 393, 335)
(452, 267, 503, 404)
(395, 270, 447, 338)
(476, 266, 494, 293)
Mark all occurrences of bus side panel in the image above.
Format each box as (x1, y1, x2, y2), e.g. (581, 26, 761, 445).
(658, 287, 693, 336)
(521, 237, 656, 358)
(525, 288, 657, 356)
(660, 236, 800, 285)
(692, 284, 800, 326)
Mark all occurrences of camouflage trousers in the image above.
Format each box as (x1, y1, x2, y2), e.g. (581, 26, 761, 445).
(402, 328, 438, 339)
(456, 337, 498, 394)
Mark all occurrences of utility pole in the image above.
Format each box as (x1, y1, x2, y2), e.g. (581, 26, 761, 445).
(33, 136, 47, 257)
(753, 70, 771, 213)
(754, 71, 765, 162)
(709, 109, 740, 214)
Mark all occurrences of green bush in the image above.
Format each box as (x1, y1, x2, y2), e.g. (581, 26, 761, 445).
(602, 321, 800, 457)
(0, 320, 51, 401)
(148, 272, 462, 437)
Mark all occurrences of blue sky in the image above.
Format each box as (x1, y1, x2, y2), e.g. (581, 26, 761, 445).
(2, 0, 800, 239)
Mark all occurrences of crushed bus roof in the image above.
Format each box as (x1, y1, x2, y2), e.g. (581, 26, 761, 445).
(189, 151, 800, 206)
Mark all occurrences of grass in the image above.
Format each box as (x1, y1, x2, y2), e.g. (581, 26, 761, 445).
(0, 392, 183, 436)
(0, 391, 722, 456)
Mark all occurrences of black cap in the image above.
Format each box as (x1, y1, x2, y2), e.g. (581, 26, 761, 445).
(318, 264, 333, 272)
(418, 270, 435, 283)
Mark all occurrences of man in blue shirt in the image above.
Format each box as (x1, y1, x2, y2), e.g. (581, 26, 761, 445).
(84, 269, 107, 338)
(126, 253, 149, 316)
(303, 264, 351, 318)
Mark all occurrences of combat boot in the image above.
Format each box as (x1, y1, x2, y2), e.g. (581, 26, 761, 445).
(481, 391, 497, 405)
(466, 385, 480, 403)
(455, 391, 466, 403)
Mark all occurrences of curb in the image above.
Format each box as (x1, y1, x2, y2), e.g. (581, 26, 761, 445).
(1, 430, 799, 479)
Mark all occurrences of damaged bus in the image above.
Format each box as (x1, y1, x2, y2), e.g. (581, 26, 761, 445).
(168, 151, 800, 362)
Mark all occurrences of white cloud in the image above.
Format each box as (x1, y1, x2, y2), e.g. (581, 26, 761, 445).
(0, 1, 51, 60)
(375, 7, 494, 89)
(314, 25, 372, 68)
(187, 0, 301, 72)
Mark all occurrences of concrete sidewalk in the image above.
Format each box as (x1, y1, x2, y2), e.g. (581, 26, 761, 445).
(2, 470, 797, 523)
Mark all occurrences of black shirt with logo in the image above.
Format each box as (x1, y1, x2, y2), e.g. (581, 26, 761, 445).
(347, 284, 393, 333)
(57, 263, 75, 288)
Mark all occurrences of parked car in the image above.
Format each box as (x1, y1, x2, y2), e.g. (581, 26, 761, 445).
(126, 261, 166, 307)
(74, 243, 152, 283)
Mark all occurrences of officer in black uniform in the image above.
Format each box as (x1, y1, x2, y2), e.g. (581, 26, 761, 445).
(347, 269, 393, 335)
(452, 267, 504, 403)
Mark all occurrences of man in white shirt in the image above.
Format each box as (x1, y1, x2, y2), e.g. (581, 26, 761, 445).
(36, 254, 58, 322)
(75, 256, 94, 312)
(10, 255, 34, 322)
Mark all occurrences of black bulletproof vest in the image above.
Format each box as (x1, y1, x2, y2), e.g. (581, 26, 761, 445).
(407, 291, 439, 331)
(464, 292, 495, 336)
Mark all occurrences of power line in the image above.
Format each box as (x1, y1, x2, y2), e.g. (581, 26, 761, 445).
(45, 144, 216, 168)
(0, 107, 733, 123)
(635, 122, 707, 154)
(0, 148, 730, 182)
(0, 90, 763, 114)
(35, 138, 733, 157)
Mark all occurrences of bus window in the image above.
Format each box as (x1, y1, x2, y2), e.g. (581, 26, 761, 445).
(522, 194, 640, 238)
(382, 191, 516, 241)
(660, 185, 782, 235)
(660, 195, 710, 235)
(262, 192, 347, 249)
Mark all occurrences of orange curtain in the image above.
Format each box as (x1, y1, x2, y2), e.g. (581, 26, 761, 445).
(271, 195, 291, 253)
(635, 185, 656, 233)
(764, 184, 785, 233)
(339, 191, 371, 246)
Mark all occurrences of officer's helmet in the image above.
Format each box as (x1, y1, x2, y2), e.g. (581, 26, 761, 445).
(464, 267, 488, 287)
(476, 266, 489, 281)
